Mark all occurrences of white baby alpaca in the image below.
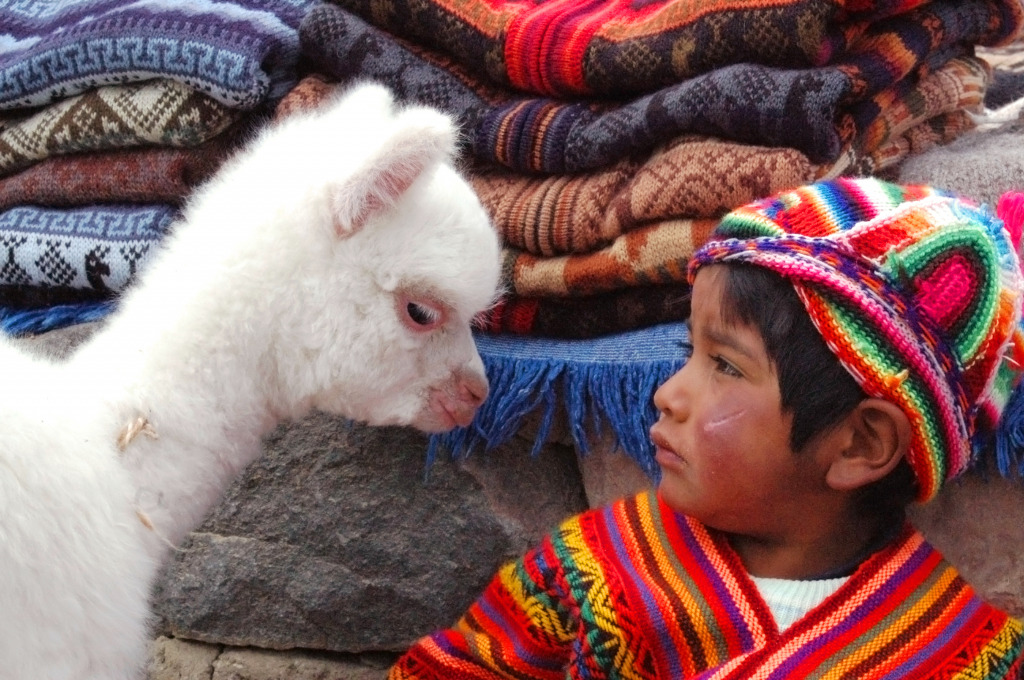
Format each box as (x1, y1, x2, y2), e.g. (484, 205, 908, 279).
(0, 83, 501, 680)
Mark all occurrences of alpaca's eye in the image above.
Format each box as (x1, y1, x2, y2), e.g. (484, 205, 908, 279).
(398, 294, 447, 332)
(407, 301, 440, 326)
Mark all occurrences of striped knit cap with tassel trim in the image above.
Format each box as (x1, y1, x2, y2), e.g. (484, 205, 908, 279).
(690, 177, 1024, 503)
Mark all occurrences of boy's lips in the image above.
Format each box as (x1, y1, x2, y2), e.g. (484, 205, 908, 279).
(650, 427, 684, 463)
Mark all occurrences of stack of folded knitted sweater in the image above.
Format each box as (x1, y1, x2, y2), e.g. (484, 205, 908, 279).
(295, 0, 1023, 339)
(0, 0, 316, 332)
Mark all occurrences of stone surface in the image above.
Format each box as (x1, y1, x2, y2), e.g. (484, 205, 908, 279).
(151, 413, 587, 652)
(147, 637, 393, 680)
(13, 323, 588, 655)
(213, 646, 390, 680)
(897, 120, 1024, 207)
(910, 472, 1024, 617)
(576, 436, 654, 509)
(148, 636, 221, 680)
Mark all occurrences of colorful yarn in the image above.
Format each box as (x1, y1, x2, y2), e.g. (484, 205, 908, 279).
(391, 491, 1024, 679)
(690, 177, 1024, 502)
(998, 192, 1024, 251)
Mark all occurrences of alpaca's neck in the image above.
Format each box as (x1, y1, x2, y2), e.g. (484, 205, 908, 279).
(70, 249, 294, 549)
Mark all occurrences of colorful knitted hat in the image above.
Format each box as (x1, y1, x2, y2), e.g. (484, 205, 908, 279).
(690, 177, 1024, 502)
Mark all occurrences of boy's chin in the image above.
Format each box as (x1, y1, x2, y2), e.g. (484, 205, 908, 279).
(656, 478, 695, 517)
(656, 478, 729, 533)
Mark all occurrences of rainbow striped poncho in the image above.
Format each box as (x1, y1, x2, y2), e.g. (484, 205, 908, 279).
(391, 491, 1023, 679)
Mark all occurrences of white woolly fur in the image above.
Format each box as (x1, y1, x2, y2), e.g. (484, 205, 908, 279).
(0, 82, 501, 680)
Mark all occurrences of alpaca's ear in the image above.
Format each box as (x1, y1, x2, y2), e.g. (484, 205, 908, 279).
(331, 108, 456, 238)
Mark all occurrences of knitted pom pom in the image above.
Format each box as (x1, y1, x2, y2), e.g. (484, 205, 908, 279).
(997, 191, 1024, 253)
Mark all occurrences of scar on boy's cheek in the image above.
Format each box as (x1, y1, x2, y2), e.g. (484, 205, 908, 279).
(701, 408, 747, 435)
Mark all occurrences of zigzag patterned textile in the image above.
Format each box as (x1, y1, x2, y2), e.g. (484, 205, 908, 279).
(0, 205, 175, 308)
(392, 491, 1024, 680)
(0, 0, 318, 111)
(303, 0, 1010, 170)
(0, 79, 241, 179)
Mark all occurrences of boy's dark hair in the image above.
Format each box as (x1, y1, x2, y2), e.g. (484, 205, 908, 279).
(715, 263, 917, 517)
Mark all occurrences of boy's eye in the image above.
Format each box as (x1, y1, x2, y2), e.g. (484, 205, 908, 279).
(712, 354, 742, 378)
(679, 340, 694, 359)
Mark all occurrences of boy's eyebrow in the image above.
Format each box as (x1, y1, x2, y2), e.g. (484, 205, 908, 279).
(699, 324, 760, 362)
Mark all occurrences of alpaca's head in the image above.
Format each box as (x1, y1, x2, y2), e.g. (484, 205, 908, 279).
(238, 82, 502, 432)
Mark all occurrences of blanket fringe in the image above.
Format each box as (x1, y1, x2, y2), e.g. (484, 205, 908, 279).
(995, 384, 1024, 478)
(0, 300, 115, 337)
(429, 323, 690, 480)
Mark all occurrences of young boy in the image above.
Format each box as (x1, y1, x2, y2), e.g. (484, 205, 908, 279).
(390, 177, 1024, 679)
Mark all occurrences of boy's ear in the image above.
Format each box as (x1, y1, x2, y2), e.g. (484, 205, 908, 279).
(825, 399, 911, 491)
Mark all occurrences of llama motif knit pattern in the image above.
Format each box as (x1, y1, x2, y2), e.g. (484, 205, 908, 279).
(390, 491, 1024, 679)
(690, 177, 1024, 502)
(0, 205, 176, 307)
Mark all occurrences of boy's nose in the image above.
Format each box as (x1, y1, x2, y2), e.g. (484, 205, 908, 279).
(653, 364, 691, 420)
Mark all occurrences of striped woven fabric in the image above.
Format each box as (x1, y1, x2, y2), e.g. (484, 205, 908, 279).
(273, 55, 981, 306)
(391, 491, 1024, 679)
(476, 55, 986, 257)
(0, 123, 248, 212)
(327, 0, 1023, 98)
(301, 3, 1000, 170)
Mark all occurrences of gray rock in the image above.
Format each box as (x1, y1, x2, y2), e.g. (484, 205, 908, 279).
(148, 636, 221, 680)
(896, 124, 1024, 206)
(212, 645, 389, 680)
(151, 414, 587, 652)
(13, 322, 589, 654)
(910, 472, 1024, 616)
(147, 637, 392, 680)
(576, 433, 654, 509)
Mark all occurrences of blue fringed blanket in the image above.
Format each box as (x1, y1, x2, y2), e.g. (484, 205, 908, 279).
(431, 322, 1024, 482)
(431, 323, 690, 480)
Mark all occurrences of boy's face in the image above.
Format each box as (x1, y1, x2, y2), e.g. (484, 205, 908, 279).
(651, 266, 832, 537)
